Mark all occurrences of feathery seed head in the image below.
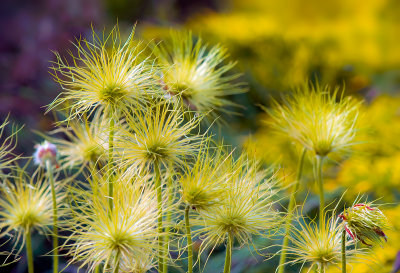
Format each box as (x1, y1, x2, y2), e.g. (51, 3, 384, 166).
(154, 31, 246, 119)
(179, 142, 232, 211)
(0, 117, 19, 174)
(47, 112, 108, 170)
(66, 172, 161, 272)
(285, 212, 364, 272)
(119, 253, 155, 273)
(116, 100, 203, 173)
(339, 203, 389, 247)
(194, 155, 281, 250)
(0, 167, 64, 253)
(268, 83, 361, 157)
(48, 25, 158, 120)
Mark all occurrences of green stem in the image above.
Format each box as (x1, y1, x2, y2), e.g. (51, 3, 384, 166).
(155, 161, 164, 273)
(113, 252, 120, 273)
(26, 229, 34, 273)
(278, 148, 307, 273)
(108, 116, 115, 213)
(185, 205, 193, 273)
(46, 161, 58, 273)
(94, 266, 100, 273)
(342, 229, 346, 273)
(316, 156, 325, 227)
(223, 233, 233, 273)
(163, 164, 174, 273)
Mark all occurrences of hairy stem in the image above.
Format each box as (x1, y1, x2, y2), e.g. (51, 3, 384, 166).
(155, 161, 164, 273)
(342, 229, 347, 273)
(108, 116, 115, 212)
(46, 161, 59, 273)
(163, 164, 174, 273)
(223, 233, 233, 273)
(278, 148, 307, 273)
(185, 205, 193, 273)
(316, 156, 325, 227)
(26, 229, 34, 273)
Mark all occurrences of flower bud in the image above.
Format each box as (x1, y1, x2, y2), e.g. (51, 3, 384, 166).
(34, 141, 59, 168)
(339, 203, 389, 246)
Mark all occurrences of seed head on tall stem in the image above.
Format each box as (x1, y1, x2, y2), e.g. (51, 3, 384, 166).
(193, 154, 282, 272)
(65, 169, 165, 273)
(0, 166, 65, 270)
(283, 210, 366, 273)
(48, 24, 159, 121)
(178, 142, 233, 273)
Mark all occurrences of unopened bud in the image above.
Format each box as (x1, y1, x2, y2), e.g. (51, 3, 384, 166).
(34, 141, 59, 168)
(339, 203, 388, 246)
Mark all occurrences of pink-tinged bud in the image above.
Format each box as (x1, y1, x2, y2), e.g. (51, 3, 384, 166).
(340, 203, 389, 247)
(34, 141, 59, 168)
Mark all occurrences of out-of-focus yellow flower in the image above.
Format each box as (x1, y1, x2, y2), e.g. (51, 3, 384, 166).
(143, 0, 400, 90)
(330, 96, 400, 200)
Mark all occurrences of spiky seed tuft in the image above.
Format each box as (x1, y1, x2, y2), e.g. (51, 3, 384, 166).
(154, 31, 246, 120)
(0, 167, 65, 255)
(285, 211, 366, 272)
(0, 117, 20, 174)
(48, 25, 159, 120)
(179, 141, 232, 211)
(46, 111, 108, 171)
(193, 154, 281, 251)
(115, 100, 203, 173)
(65, 170, 163, 272)
(267, 83, 361, 157)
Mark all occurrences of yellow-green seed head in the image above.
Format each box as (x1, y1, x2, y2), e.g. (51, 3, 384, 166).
(0, 117, 19, 174)
(193, 154, 281, 251)
(48, 25, 158, 120)
(179, 141, 232, 211)
(46, 111, 108, 170)
(115, 100, 203, 173)
(154, 31, 246, 120)
(119, 253, 155, 273)
(285, 212, 365, 272)
(268, 83, 361, 157)
(0, 167, 65, 254)
(66, 171, 162, 272)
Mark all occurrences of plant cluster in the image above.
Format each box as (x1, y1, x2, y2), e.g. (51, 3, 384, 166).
(0, 24, 391, 273)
